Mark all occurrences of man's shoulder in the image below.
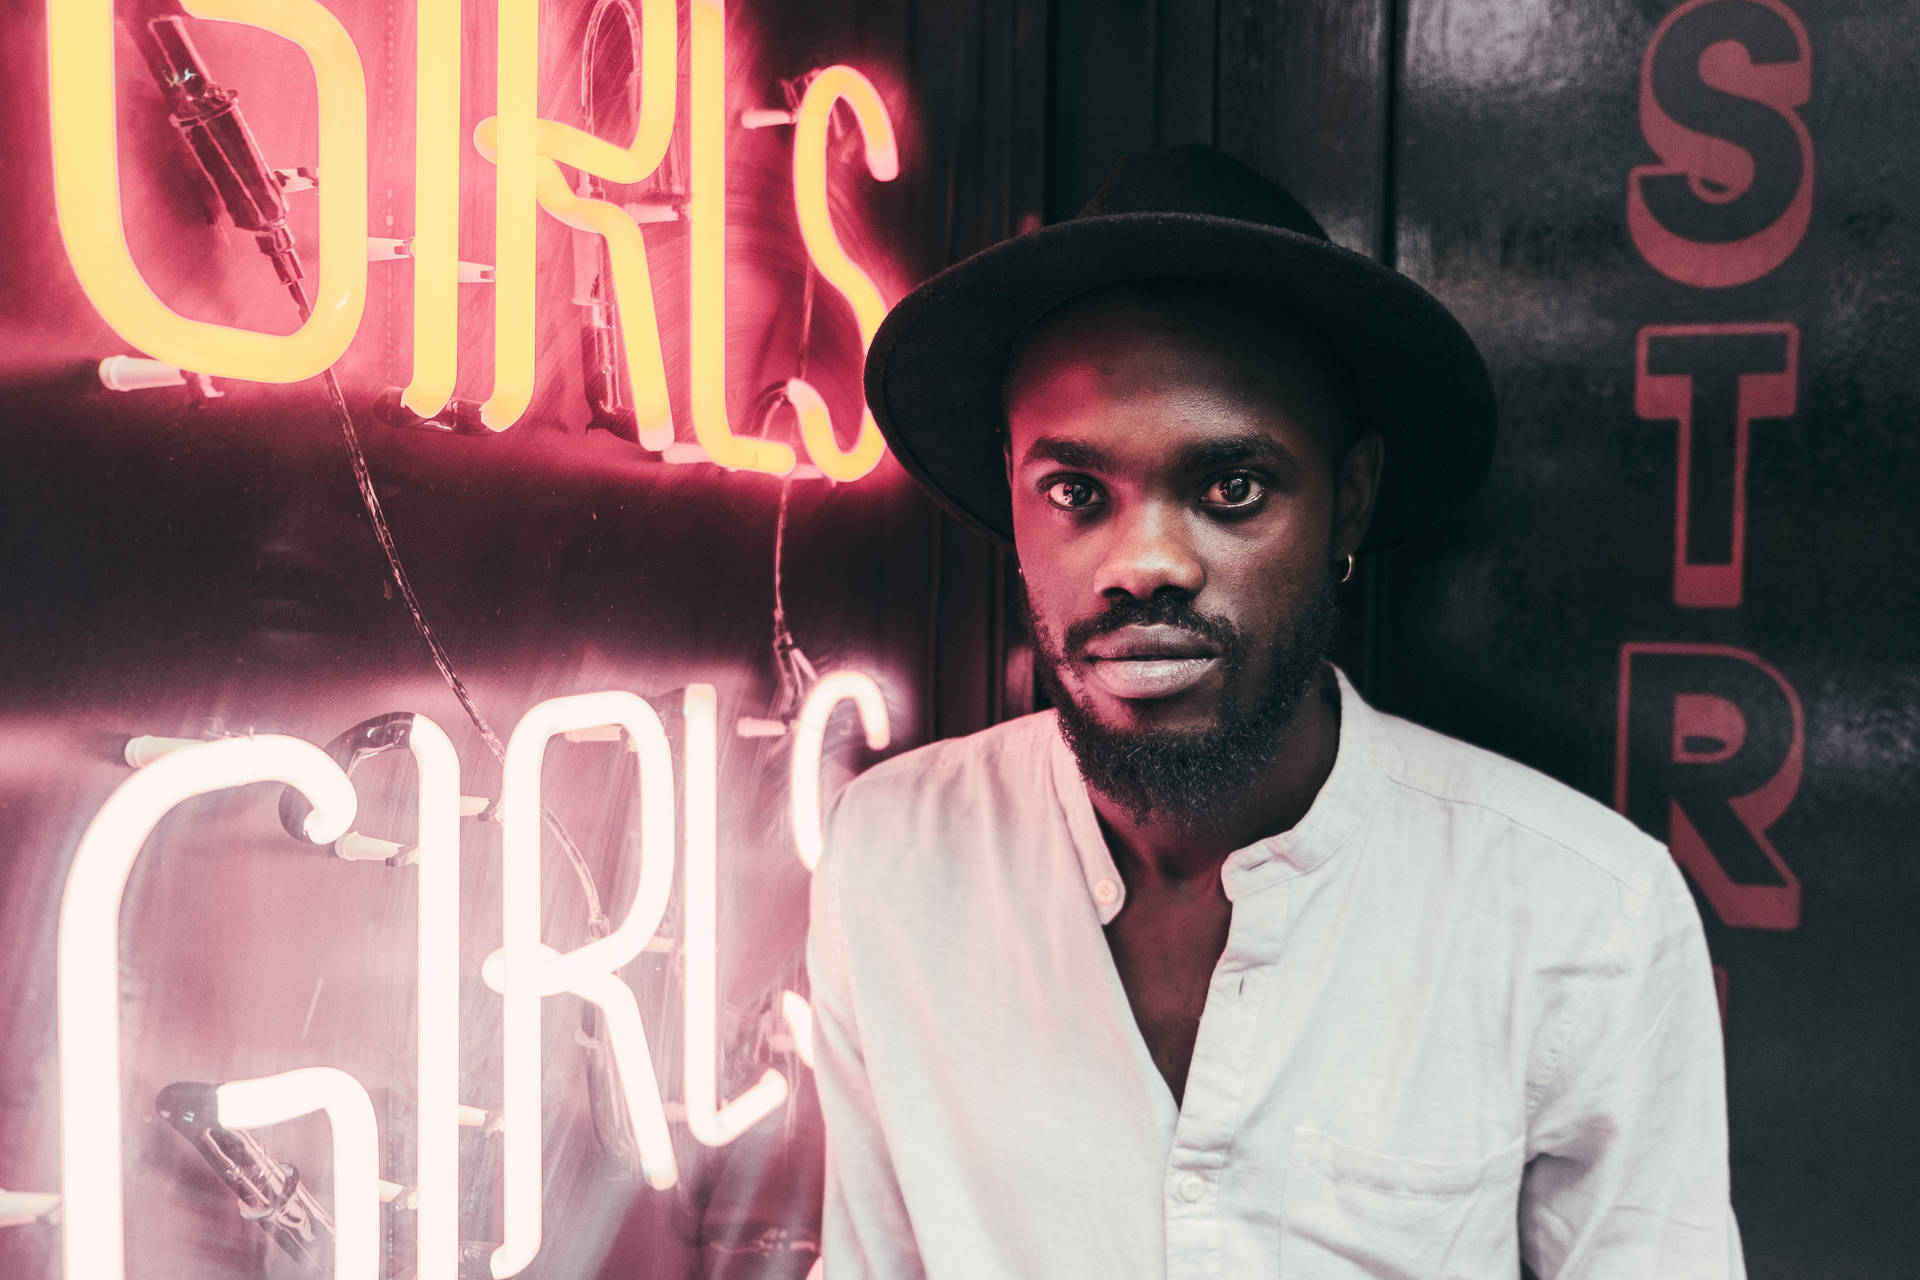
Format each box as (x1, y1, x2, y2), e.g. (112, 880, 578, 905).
(1367, 705, 1676, 904)
(817, 712, 1061, 923)
(830, 709, 1059, 832)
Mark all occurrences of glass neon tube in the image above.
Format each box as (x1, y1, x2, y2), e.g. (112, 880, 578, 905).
(57, 737, 356, 1280)
(215, 1068, 382, 1280)
(789, 65, 898, 480)
(488, 692, 681, 1278)
(790, 671, 891, 872)
(408, 717, 461, 1280)
(688, 0, 796, 473)
(402, 0, 462, 418)
(47, 0, 369, 382)
(482, 0, 540, 430)
(682, 685, 790, 1144)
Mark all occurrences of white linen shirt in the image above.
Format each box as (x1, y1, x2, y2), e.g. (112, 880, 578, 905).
(808, 668, 1744, 1279)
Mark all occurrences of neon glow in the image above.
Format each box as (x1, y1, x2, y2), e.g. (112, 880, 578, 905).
(215, 1068, 381, 1280)
(790, 671, 891, 871)
(401, 0, 462, 418)
(46, 0, 368, 382)
(57, 737, 356, 1280)
(789, 66, 898, 481)
(488, 692, 682, 1278)
(682, 685, 791, 1143)
(690, 0, 798, 474)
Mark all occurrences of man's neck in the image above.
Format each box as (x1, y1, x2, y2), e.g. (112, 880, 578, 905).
(1088, 667, 1342, 886)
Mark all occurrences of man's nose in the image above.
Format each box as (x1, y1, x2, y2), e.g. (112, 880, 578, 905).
(1091, 501, 1205, 600)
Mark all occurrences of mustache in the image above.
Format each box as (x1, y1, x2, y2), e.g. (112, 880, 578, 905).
(1060, 594, 1243, 658)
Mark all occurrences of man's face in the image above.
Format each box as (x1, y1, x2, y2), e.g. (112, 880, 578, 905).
(1005, 283, 1380, 825)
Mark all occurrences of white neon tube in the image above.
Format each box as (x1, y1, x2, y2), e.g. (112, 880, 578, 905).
(407, 717, 461, 1280)
(215, 1067, 380, 1280)
(682, 685, 789, 1146)
(488, 692, 680, 1279)
(790, 672, 891, 872)
(573, 969, 678, 1180)
(57, 736, 355, 1280)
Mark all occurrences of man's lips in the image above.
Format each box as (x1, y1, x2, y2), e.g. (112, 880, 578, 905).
(1079, 625, 1221, 701)
(1080, 624, 1220, 662)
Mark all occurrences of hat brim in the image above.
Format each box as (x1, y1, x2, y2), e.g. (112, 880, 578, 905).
(864, 212, 1496, 551)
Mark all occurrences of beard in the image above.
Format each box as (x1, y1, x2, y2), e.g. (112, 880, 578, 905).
(1021, 580, 1339, 832)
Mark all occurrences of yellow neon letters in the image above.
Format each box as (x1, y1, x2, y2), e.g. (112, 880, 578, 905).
(47, 0, 368, 382)
(471, 0, 679, 445)
(49, 0, 894, 478)
(790, 66, 898, 481)
(689, 0, 797, 473)
(402, 0, 463, 418)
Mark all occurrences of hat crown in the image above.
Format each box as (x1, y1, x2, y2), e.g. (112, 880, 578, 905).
(1076, 144, 1332, 242)
(866, 144, 1496, 552)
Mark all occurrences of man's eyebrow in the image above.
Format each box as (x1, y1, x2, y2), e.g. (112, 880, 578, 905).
(1019, 437, 1111, 470)
(1181, 434, 1294, 470)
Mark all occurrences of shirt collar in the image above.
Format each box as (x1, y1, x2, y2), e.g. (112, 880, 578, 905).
(1048, 665, 1384, 922)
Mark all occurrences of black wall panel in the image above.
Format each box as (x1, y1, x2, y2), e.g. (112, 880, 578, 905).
(1386, 0, 1918, 1271)
(1040, 0, 1918, 1272)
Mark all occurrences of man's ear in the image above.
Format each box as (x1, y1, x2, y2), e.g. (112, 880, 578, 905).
(1333, 431, 1385, 558)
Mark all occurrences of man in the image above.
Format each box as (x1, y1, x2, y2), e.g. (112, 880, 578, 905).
(808, 146, 1741, 1278)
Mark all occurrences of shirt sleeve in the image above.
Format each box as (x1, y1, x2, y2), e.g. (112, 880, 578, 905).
(1519, 855, 1746, 1278)
(807, 790, 927, 1280)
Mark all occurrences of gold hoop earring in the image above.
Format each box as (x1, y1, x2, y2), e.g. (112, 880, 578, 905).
(1336, 553, 1355, 585)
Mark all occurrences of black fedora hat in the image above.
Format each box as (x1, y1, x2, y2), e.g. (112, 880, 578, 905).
(863, 145, 1496, 551)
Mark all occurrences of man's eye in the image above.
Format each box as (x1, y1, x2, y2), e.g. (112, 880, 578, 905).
(1202, 473, 1266, 508)
(1044, 479, 1102, 510)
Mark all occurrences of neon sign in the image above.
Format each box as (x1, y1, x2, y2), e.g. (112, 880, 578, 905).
(46, 0, 899, 478)
(57, 674, 889, 1280)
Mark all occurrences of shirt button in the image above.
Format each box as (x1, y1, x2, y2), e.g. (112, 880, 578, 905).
(1178, 1174, 1206, 1202)
(1093, 879, 1119, 905)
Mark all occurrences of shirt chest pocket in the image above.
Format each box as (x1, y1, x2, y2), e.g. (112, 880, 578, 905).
(1279, 1125, 1525, 1279)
